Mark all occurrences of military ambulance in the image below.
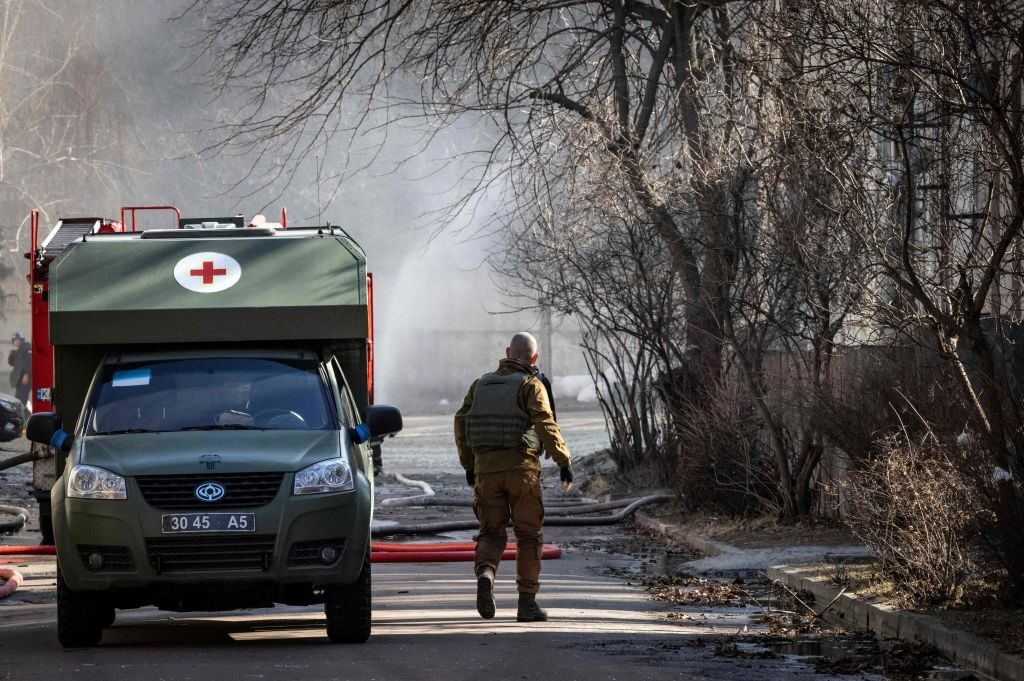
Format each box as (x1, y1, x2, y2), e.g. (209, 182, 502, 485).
(23, 207, 400, 647)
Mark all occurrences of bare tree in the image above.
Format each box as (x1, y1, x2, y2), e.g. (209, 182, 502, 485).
(189, 1, 769, 394)
(0, 0, 140, 309)
(784, 0, 1024, 593)
(494, 178, 683, 474)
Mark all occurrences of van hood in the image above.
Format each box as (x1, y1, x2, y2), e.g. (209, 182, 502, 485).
(78, 430, 345, 476)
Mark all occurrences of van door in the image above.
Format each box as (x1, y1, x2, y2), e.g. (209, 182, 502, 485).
(328, 358, 373, 480)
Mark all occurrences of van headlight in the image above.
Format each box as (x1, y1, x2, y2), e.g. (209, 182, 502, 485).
(293, 458, 353, 495)
(67, 464, 127, 500)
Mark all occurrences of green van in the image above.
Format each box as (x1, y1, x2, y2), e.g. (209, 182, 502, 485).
(25, 222, 399, 647)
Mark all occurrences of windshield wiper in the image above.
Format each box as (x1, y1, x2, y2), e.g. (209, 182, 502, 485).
(180, 424, 263, 431)
(95, 428, 159, 435)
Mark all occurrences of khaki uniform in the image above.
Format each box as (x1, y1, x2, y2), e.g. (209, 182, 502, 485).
(454, 358, 571, 594)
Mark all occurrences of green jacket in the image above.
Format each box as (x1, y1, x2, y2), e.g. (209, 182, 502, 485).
(455, 358, 571, 474)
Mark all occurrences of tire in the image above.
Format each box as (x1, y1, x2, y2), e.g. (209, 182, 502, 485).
(56, 568, 105, 647)
(38, 499, 54, 546)
(324, 544, 371, 643)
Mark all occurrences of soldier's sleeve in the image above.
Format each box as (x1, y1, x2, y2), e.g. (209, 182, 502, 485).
(525, 379, 571, 469)
(453, 381, 478, 471)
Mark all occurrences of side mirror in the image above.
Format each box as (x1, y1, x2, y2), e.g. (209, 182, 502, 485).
(365, 404, 403, 438)
(26, 412, 74, 453)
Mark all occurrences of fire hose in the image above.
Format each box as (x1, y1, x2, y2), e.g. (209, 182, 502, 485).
(382, 470, 600, 507)
(0, 541, 556, 599)
(372, 542, 562, 562)
(382, 496, 640, 515)
(0, 450, 43, 472)
(0, 493, 670, 598)
(0, 504, 30, 534)
(380, 472, 436, 507)
(0, 542, 560, 563)
(0, 545, 52, 555)
(372, 494, 673, 536)
(382, 496, 601, 509)
(0, 449, 49, 535)
(0, 568, 23, 599)
(0, 479, 670, 593)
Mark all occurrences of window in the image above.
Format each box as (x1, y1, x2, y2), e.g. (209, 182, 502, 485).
(329, 358, 360, 426)
(87, 357, 335, 434)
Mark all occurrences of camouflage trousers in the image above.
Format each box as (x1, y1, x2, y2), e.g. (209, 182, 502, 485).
(473, 468, 544, 594)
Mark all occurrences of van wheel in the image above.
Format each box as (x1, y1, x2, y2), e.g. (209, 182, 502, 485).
(325, 544, 371, 643)
(56, 568, 104, 647)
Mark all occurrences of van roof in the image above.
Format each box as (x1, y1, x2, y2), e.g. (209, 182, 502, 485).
(48, 227, 368, 346)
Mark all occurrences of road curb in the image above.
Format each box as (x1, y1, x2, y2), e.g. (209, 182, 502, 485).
(631, 511, 1024, 681)
(767, 564, 1024, 681)
(633, 511, 734, 558)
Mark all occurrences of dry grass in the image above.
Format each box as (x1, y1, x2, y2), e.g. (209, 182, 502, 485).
(808, 560, 898, 602)
(802, 560, 1024, 655)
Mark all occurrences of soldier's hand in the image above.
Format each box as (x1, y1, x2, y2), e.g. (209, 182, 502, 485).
(560, 466, 573, 492)
(465, 469, 475, 487)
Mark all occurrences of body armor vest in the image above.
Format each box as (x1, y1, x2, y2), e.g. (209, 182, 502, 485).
(465, 371, 541, 451)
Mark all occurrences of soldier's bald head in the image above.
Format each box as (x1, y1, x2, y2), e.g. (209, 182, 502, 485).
(507, 332, 539, 364)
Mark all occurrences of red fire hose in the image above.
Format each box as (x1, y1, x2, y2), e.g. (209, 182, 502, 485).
(0, 542, 561, 562)
(373, 546, 561, 562)
(372, 541, 512, 552)
(0, 568, 23, 599)
(0, 542, 558, 599)
(0, 545, 54, 555)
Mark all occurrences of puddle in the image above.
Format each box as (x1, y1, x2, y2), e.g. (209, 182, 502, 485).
(633, 548, 693, 577)
(761, 638, 979, 680)
(770, 637, 873, 657)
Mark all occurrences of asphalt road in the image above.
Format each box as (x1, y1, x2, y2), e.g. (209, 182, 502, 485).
(0, 414, 895, 680)
(2, 529, 860, 681)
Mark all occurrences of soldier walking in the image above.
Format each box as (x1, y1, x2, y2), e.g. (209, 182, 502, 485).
(454, 332, 573, 622)
(8, 331, 31, 407)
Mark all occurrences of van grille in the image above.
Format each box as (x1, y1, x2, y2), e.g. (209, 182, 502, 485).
(146, 534, 276, 573)
(135, 472, 284, 510)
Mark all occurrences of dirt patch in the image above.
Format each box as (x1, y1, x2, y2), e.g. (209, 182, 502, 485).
(635, 508, 858, 551)
(642, 572, 839, 635)
(705, 515, 857, 549)
(643, 574, 750, 607)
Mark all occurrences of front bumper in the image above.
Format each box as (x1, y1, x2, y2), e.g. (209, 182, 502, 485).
(53, 472, 372, 593)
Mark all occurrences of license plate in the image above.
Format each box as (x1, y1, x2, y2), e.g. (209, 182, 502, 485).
(161, 512, 255, 533)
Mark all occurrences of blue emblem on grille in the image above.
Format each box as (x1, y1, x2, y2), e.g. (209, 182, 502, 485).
(195, 482, 225, 502)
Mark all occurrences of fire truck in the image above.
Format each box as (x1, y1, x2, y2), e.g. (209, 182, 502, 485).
(24, 206, 395, 646)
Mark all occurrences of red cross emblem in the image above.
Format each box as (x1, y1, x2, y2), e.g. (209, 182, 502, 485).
(190, 261, 228, 285)
(175, 252, 241, 293)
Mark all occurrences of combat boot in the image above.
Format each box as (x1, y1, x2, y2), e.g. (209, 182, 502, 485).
(476, 567, 495, 619)
(516, 592, 548, 622)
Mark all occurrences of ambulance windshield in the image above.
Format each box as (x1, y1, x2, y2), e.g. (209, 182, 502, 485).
(87, 357, 335, 434)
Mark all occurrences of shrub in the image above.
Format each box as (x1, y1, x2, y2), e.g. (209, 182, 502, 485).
(840, 436, 993, 605)
(673, 377, 780, 516)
